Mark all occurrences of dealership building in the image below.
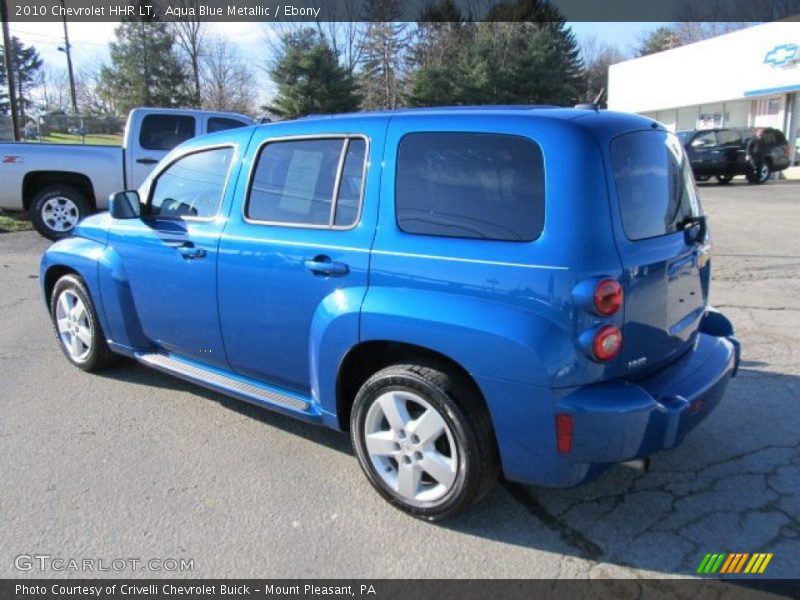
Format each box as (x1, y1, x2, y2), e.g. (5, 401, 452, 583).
(608, 21, 800, 162)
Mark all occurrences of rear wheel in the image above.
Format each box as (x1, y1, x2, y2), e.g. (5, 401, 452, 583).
(695, 175, 711, 182)
(716, 174, 733, 185)
(746, 161, 771, 184)
(31, 185, 91, 240)
(50, 274, 118, 372)
(351, 363, 497, 520)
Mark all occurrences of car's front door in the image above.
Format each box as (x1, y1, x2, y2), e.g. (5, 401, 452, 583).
(128, 113, 198, 189)
(109, 144, 239, 368)
(688, 130, 719, 176)
(217, 119, 386, 394)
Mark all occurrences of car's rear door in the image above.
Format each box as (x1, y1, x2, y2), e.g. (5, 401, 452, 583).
(216, 117, 387, 394)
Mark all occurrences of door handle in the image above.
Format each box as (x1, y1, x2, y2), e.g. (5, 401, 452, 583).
(165, 240, 206, 260)
(304, 255, 349, 276)
(136, 157, 159, 165)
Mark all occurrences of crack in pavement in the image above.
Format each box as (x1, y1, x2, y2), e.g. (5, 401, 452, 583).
(501, 481, 606, 562)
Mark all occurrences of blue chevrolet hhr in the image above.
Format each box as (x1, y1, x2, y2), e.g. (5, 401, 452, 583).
(41, 106, 740, 519)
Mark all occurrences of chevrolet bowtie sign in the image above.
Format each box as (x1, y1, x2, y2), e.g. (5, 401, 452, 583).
(764, 43, 799, 67)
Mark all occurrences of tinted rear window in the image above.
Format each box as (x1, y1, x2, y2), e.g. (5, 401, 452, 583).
(611, 130, 701, 241)
(395, 133, 544, 242)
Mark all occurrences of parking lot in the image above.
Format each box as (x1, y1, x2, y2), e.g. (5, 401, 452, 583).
(1, 179, 798, 579)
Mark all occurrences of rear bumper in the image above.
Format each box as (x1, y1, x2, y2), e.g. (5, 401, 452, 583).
(491, 309, 739, 487)
(561, 330, 735, 466)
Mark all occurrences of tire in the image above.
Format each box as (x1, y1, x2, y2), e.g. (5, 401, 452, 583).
(351, 362, 498, 520)
(50, 274, 118, 372)
(746, 162, 771, 185)
(716, 174, 733, 185)
(695, 175, 711, 182)
(31, 185, 91, 241)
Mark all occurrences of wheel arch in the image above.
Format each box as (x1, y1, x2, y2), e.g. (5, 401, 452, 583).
(336, 340, 491, 435)
(43, 264, 80, 307)
(23, 171, 97, 212)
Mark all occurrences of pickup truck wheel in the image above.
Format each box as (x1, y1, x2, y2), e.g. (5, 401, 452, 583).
(31, 186, 91, 240)
(50, 274, 118, 372)
(716, 174, 733, 184)
(351, 363, 497, 520)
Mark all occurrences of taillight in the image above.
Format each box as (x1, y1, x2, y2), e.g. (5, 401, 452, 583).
(594, 278, 623, 316)
(555, 414, 573, 453)
(593, 325, 622, 361)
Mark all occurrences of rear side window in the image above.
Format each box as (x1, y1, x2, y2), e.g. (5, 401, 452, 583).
(208, 117, 248, 134)
(139, 115, 196, 151)
(612, 131, 702, 241)
(717, 129, 741, 146)
(246, 137, 366, 227)
(395, 133, 545, 241)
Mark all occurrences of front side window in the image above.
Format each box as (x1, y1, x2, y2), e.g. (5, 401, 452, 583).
(612, 130, 702, 241)
(246, 138, 366, 227)
(149, 147, 234, 219)
(395, 133, 545, 241)
(139, 115, 196, 151)
(690, 130, 716, 148)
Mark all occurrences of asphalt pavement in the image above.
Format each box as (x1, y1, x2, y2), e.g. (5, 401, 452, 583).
(1, 178, 798, 579)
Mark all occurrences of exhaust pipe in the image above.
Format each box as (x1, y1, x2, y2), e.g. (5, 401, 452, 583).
(620, 458, 650, 473)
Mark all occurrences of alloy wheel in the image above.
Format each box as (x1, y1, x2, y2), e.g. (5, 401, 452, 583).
(363, 390, 459, 504)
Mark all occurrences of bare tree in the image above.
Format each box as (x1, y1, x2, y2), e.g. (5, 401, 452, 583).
(37, 68, 72, 114)
(314, 1, 367, 75)
(201, 36, 256, 115)
(75, 66, 118, 116)
(168, 0, 207, 107)
(580, 34, 628, 106)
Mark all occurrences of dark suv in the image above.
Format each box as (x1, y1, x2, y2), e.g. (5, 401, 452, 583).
(678, 127, 790, 184)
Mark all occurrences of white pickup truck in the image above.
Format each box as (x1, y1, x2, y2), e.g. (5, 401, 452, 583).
(0, 107, 254, 239)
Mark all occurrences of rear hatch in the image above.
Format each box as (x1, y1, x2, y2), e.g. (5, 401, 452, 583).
(609, 130, 710, 376)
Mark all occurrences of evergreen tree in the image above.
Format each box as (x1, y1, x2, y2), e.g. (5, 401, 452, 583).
(0, 37, 43, 124)
(408, 0, 584, 107)
(636, 26, 680, 56)
(359, 0, 407, 110)
(98, 13, 190, 114)
(269, 28, 360, 118)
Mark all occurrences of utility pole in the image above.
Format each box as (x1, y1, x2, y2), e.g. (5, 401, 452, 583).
(59, 0, 78, 114)
(0, 0, 21, 141)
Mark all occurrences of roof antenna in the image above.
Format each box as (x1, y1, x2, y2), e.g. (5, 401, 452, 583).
(592, 88, 605, 105)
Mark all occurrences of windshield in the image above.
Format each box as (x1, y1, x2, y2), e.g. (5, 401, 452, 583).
(611, 130, 702, 241)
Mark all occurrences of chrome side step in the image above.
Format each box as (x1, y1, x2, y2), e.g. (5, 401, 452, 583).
(138, 352, 310, 412)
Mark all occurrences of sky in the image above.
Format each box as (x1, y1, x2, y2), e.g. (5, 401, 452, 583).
(7, 21, 661, 110)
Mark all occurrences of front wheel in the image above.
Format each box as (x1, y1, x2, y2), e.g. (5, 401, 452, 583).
(716, 174, 733, 185)
(31, 185, 91, 240)
(351, 363, 497, 520)
(50, 274, 118, 372)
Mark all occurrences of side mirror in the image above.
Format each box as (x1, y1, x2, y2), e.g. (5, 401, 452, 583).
(109, 191, 141, 219)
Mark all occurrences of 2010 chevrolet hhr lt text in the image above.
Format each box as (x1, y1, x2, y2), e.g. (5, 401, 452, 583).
(40, 106, 740, 519)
